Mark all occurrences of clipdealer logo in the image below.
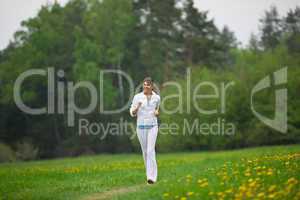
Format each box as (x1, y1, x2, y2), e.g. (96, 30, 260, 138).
(250, 67, 287, 133)
(12, 67, 288, 135)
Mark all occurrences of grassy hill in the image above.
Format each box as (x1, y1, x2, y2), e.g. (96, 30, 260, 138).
(0, 145, 299, 200)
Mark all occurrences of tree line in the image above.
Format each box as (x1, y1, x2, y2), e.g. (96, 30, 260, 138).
(0, 0, 299, 161)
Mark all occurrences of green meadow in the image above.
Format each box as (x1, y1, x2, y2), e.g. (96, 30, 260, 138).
(0, 145, 299, 200)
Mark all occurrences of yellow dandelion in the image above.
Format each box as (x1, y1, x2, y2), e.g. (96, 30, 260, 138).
(225, 188, 233, 194)
(245, 172, 251, 176)
(249, 181, 256, 188)
(287, 177, 298, 185)
(187, 192, 194, 196)
(239, 185, 246, 192)
(199, 182, 208, 188)
(267, 171, 273, 175)
(186, 174, 192, 178)
(268, 193, 276, 199)
(163, 193, 170, 197)
(246, 191, 253, 198)
(257, 192, 264, 198)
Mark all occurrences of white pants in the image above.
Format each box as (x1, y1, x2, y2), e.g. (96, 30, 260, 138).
(136, 125, 158, 182)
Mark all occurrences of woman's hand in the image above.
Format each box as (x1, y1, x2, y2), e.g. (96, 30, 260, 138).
(132, 102, 142, 115)
(154, 109, 159, 116)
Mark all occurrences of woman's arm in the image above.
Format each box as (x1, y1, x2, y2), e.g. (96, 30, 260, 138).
(154, 95, 160, 116)
(129, 95, 142, 117)
(132, 102, 142, 116)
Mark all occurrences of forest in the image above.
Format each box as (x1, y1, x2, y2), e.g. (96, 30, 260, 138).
(0, 0, 299, 161)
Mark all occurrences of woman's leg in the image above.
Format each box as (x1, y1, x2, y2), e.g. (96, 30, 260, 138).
(146, 125, 158, 182)
(136, 127, 147, 171)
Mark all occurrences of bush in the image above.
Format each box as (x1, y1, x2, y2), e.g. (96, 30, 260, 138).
(0, 142, 16, 163)
(15, 140, 39, 161)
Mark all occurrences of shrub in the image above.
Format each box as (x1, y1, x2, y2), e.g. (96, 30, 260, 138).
(15, 140, 39, 161)
(0, 142, 16, 163)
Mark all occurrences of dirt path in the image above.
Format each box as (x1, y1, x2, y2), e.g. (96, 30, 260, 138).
(81, 184, 147, 200)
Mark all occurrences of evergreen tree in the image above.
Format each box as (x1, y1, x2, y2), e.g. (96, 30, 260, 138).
(259, 6, 282, 50)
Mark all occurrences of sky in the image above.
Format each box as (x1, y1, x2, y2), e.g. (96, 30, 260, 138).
(0, 0, 299, 50)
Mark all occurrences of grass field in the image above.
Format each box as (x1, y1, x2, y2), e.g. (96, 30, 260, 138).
(0, 145, 299, 200)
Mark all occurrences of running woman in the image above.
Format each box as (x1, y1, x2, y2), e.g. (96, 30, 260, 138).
(129, 77, 160, 184)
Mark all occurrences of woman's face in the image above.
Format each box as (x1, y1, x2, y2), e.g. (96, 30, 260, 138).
(143, 81, 152, 94)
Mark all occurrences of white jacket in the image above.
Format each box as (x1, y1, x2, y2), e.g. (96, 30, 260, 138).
(129, 91, 160, 126)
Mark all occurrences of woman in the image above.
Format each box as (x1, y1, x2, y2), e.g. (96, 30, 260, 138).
(129, 77, 160, 184)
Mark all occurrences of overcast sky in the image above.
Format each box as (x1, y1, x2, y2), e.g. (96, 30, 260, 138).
(0, 0, 299, 50)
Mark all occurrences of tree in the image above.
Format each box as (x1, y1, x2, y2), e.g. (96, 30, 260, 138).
(248, 33, 261, 52)
(282, 7, 300, 54)
(133, 0, 182, 82)
(259, 6, 282, 50)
